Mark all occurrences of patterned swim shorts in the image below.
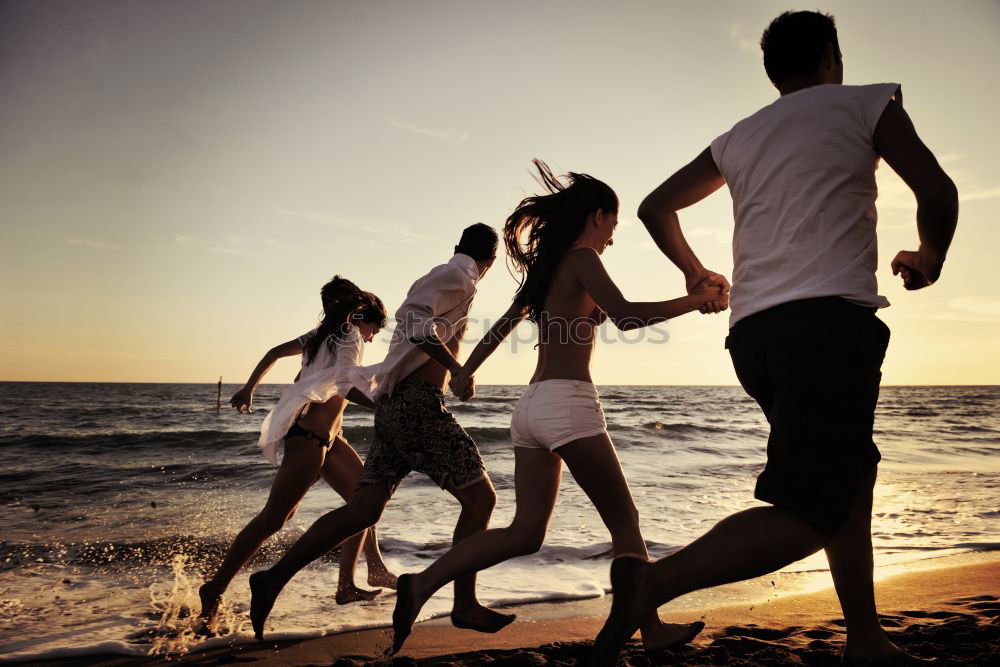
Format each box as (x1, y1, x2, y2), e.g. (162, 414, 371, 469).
(359, 377, 487, 494)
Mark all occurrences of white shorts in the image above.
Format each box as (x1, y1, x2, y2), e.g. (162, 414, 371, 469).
(510, 379, 608, 451)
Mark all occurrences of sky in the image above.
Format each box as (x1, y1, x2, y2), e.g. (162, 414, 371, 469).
(1, 0, 998, 385)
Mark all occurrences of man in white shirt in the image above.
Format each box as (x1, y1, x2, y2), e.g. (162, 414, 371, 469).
(248, 224, 517, 640)
(593, 10, 957, 665)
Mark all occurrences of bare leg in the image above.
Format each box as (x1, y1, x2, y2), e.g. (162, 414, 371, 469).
(362, 525, 397, 589)
(319, 437, 393, 602)
(392, 448, 561, 654)
(826, 469, 900, 661)
(557, 434, 704, 651)
(199, 439, 322, 622)
(442, 476, 516, 629)
(591, 505, 825, 665)
(651, 507, 824, 597)
(324, 437, 397, 588)
(249, 481, 391, 640)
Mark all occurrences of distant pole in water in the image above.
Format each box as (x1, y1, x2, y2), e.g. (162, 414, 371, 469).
(216, 376, 222, 414)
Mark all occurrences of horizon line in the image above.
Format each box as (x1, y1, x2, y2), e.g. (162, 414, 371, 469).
(0, 380, 997, 388)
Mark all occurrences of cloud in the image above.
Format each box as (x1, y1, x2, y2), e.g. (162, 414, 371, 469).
(727, 23, 758, 55)
(175, 235, 203, 246)
(274, 209, 333, 223)
(932, 296, 1000, 322)
(212, 236, 286, 258)
(878, 180, 1000, 212)
(878, 220, 916, 231)
(65, 238, 120, 252)
(686, 227, 731, 244)
(212, 246, 260, 258)
(389, 118, 468, 144)
(878, 156, 1000, 207)
(274, 209, 420, 241)
(961, 186, 1000, 202)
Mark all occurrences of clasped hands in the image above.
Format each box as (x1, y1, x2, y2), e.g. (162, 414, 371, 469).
(688, 270, 731, 314)
(449, 368, 476, 402)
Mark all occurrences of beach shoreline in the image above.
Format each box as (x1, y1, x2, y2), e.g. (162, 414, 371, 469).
(16, 554, 999, 666)
(3, 383, 996, 663)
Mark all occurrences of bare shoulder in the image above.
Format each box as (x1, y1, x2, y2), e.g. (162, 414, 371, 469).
(562, 246, 602, 270)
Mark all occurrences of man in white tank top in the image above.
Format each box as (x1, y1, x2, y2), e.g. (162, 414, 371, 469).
(593, 10, 958, 665)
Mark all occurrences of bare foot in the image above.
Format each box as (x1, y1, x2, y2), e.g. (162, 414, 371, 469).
(248, 571, 280, 641)
(641, 620, 705, 652)
(192, 619, 218, 638)
(451, 602, 516, 634)
(198, 582, 221, 622)
(389, 574, 422, 655)
(591, 556, 651, 666)
(335, 584, 382, 605)
(368, 568, 399, 590)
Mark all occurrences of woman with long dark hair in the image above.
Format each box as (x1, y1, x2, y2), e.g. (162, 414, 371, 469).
(198, 276, 397, 626)
(389, 161, 724, 654)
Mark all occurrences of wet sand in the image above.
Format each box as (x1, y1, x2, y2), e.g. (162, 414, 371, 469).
(23, 559, 1000, 665)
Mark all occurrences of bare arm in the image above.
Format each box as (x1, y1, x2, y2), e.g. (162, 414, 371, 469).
(230, 339, 303, 413)
(874, 99, 958, 289)
(570, 248, 721, 329)
(449, 301, 526, 400)
(345, 387, 376, 410)
(638, 147, 730, 313)
(409, 335, 464, 375)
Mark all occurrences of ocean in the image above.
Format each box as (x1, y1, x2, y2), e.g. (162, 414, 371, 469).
(0, 382, 997, 661)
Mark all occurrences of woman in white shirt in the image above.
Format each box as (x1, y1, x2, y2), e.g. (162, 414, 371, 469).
(198, 276, 397, 626)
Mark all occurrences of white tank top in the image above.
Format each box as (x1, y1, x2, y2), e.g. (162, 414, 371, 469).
(710, 82, 900, 326)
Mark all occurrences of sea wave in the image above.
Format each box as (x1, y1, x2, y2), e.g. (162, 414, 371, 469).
(0, 533, 348, 572)
(636, 421, 764, 440)
(0, 430, 259, 451)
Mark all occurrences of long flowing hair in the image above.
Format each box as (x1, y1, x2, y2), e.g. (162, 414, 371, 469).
(303, 276, 387, 365)
(503, 160, 618, 323)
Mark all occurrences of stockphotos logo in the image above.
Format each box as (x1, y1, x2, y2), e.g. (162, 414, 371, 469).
(382, 312, 672, 350)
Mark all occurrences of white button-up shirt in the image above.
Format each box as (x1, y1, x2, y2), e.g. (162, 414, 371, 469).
(257, 326, 364, 464)
(353, 253, 480, 400)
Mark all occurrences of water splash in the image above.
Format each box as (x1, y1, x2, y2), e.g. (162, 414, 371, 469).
(0, 594, 23, 622)
(144, 554, 246, 657)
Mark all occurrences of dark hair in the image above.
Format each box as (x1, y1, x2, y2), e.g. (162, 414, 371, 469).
(455, 223, 498, 261)
(303, 276, 387, 365)
(760, 11, 840, 87)
(504, 159, 618, 324)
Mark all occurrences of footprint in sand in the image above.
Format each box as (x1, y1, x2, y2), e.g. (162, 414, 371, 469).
(878, 614, 906, 627)
(800, 628, 838, 639)
(901, 609, 972, 620)
(722, 624, 797, 641)
(965, 601, 1000, 617)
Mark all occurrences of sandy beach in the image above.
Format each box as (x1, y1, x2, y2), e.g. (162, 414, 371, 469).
(24, 557, 997, 666)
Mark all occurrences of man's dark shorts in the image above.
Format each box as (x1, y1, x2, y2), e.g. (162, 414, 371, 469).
(358, 377, 487, 495)
(726, 296, 890, 536)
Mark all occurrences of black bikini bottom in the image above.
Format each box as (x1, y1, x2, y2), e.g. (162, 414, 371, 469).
(285, 421, 335, 451)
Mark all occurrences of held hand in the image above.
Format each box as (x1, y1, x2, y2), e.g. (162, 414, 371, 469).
(461, 376, 476, 402)
(448, 371, 476, 402)
(892, 249, 942, 290)
(230, 386, 254, 413)
(687, 271, 731, 314)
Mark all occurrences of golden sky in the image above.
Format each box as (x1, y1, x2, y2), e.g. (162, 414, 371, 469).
(1, 0, 998, 384)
